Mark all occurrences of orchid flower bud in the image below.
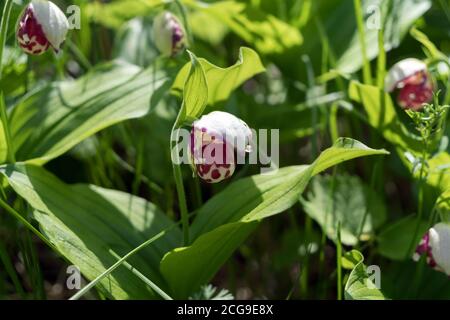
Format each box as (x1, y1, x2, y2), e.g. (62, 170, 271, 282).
(190, 111, 252, 183)
(385, 58, 434, 111)
(152, 11, 186, 57)
(413, 223, 450, 276)
(16, 0, 69, 55)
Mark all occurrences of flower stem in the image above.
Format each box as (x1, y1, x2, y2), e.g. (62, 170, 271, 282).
(0, 93, 15, 163)
(0, 0, 16, 164)
(171, 115, 190, 246)
(406, 151, 427, 260)
(336, 221, 343, 300)
(353, 0, 372, 85)
(172, 162, 190, 245)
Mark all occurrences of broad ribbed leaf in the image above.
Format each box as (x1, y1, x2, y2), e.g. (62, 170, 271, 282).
(301, 174, 386, 246)
(0, 163, 181, 299)
(9, 61, 173, 164)
(185, 1, 302, 56)
(161, 138, 388, 298)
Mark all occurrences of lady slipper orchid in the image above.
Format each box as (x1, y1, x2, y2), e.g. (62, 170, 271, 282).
(385, 58, 434, 111)
(16, 0, 69, 55)
(413, 223, 450, 276)
(152, 11, 186, 57)
(190, 111, 252, 183)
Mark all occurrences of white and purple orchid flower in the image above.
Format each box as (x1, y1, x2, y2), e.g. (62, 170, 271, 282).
(16, 0, 69, 55)
(189, 111, 252, 183)
(385, 58, 434, 111)
(413, 223, 450, 276)
(152, 11, 186, 57)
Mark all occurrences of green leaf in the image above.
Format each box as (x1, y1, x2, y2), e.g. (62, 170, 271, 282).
(244, 102, 327, 142)
(178, 51, 208, 123)
(344, 250, 386, 300)
(161, 221, 258, 299)
(85, 0, 164, 29)
(377, 215, 429, 261)
(161, 138, 388, 298)
(310, 137, 390, 176)
(301, 174, 386, 246)
(9, 61, 173, 164)
(0, 163, 181, 299)
(342, 250, 363, 270)
(113, 17, 159, 67)
(298, 0, 431, 77)
(410, 27, 448, 61)
(189, 10, 229, 45)
(437, 189, 450, 223)
(426, 151, 450, 192)
(0, 47, 28, 98)
(337, 0, 431, 73)
(187, 1, 302, 56)
(349, 81, 422, 154)
(172, 47, 265, 107)
(192, 139, 388, 238)
(0, 93, 8, 164)
(382, 259, 450, 299)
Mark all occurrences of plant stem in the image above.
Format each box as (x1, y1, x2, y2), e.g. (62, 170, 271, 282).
(174, 0, 193, 46)
(336, 221, 342, 300)
(0, 0, 14, 78)
(0, 93, 15, 163)
(172, 163, 190, 245)
(0, 0, 16, 164)
(65, 37, 93, 70)
(407, 151, 427, 259)
(300, 215, 312, 298)
(353, 0, 372, 85)
(376, 28, 386, 89)
(171, 115, 190, 246)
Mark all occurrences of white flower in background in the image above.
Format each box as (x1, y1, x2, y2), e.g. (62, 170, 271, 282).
(152, 11, 186, 57)
(414, 222, 450, 276)
(385, 58, 434, 111)
(190, 111, 252, 183)
(16, 0, 69, 55)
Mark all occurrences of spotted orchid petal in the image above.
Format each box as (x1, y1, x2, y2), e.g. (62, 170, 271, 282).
(190, 111, 252, 183)
(16, 0, 69, 55)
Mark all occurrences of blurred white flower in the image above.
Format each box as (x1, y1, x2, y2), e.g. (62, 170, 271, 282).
(414, 222, 450, 276)
(152, 11, 186, 57)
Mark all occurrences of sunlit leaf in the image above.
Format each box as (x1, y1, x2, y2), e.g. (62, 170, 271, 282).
(161, 138, 388, 298)
(172, 47, 265, 107)
(9, 61, 173, 164)
(0, 163, 181, 299)
(344, 250, 386, 300)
